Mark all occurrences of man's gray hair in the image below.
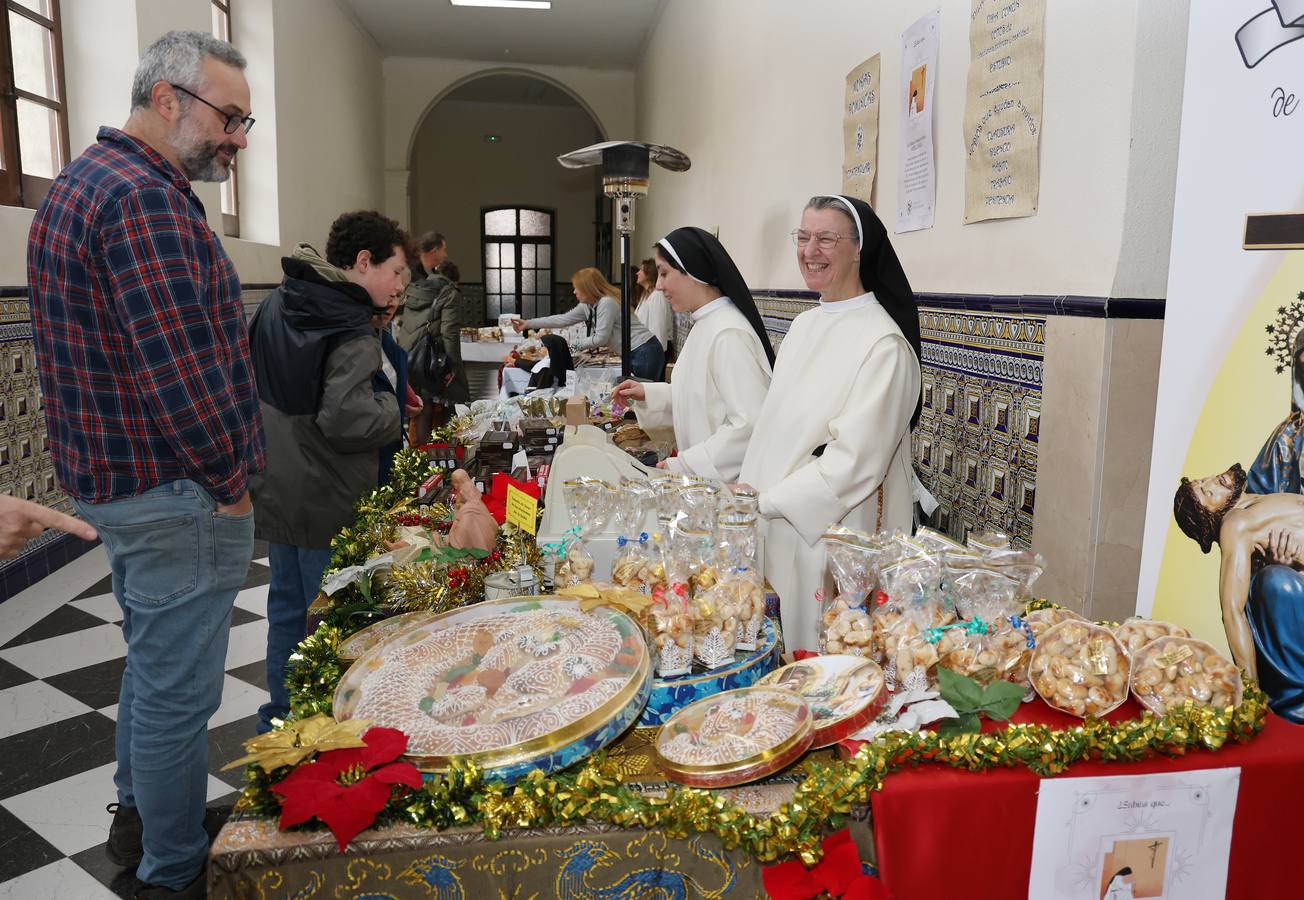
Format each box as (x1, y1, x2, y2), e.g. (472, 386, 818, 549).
(130, 30, 246, 111)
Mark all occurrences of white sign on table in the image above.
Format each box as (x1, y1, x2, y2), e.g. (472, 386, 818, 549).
(1026, 768, 1240, 900)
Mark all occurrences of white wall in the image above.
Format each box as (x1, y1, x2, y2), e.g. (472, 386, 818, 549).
(409, 99, 601, 284)
(0, 0, 382, 286)
(383, 57, 635, 226)
(635, 0, 1154, 297)
(269, 0, 385, 258)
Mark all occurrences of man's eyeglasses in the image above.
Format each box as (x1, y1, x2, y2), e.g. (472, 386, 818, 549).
(791, 230, 852, 251)
(170, 83, 255, 135)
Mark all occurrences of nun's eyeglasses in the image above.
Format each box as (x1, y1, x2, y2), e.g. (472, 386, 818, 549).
(791, 230, 850, 250)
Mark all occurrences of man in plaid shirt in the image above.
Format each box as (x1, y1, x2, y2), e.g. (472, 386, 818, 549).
(28, 31, 262, 900)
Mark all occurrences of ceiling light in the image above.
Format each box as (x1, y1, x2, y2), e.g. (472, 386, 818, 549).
(450, 1, 551, 9)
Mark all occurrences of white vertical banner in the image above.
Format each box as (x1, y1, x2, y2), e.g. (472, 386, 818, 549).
(896, 9, 940, 233)
(1136, 0, 1304, 723)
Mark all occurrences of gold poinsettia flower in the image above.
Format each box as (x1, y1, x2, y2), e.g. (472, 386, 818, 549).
(221, 715, 372, 773)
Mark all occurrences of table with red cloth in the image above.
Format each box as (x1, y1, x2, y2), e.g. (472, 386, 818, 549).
(846, 699, 1303, 900)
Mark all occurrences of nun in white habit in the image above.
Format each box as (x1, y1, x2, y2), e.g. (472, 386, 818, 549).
(739, 195, 922, 650)
(613, 227, 774, 483)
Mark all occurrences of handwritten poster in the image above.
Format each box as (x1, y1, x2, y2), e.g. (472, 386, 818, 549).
(896, 11, 939, 233)
(1027, 768, 1240, 900)
(842, 54, 881, 203)
(962, 0, 1046, 223)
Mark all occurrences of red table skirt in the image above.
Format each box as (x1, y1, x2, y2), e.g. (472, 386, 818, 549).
(863, 700, 1304, 900)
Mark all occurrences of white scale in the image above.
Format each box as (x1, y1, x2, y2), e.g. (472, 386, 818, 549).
(538, 424, 658, 581)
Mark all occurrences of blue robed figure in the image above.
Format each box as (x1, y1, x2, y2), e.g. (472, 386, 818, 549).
(1244, 327, 1304, 722)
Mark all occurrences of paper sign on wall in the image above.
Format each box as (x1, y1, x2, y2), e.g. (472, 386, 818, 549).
(1027, 768, 1240, 900)
(842, 54, 881, 203)
(896, 11, 939, 233)
(505, 485, 538, 535)
(962, 0, 1046, 223)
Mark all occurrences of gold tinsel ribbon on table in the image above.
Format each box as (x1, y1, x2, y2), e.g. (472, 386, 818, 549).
(259, 668, 1267, 865)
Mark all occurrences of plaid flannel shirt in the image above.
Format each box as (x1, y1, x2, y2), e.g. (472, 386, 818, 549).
(28, 127, 265, 505)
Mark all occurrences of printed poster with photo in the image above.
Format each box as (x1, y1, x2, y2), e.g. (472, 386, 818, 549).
(1027, 768, 1241, 900)
(1136, 0, 1304, 726)
(896, 9, 939, 233)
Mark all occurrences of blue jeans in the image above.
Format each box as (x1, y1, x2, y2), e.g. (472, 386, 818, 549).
(258, 543, 333, 733)
(74, 480, 254, 889)
(630, 337, 666, 381)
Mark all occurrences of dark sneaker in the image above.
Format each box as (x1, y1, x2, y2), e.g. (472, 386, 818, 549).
(106, 802, 232, 869)
(134, 869, 206, 899)
(106, 803, 143, 868)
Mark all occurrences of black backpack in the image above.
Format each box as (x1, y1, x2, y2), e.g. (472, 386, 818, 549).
(407, 320, 454, 398)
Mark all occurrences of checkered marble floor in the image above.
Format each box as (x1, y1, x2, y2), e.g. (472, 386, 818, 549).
(0, 542, 273, 899)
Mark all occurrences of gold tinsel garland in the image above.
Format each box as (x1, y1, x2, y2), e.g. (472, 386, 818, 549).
(262, 654, 1267, 864)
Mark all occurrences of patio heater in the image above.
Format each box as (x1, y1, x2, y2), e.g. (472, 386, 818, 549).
(557, 141, 690, 378)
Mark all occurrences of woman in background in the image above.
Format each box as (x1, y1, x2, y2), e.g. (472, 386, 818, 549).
(634, 257, 674, 358)
(513, 267, 664, 380)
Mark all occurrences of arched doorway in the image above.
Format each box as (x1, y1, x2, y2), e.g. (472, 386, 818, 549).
(408, 72, 607, 325)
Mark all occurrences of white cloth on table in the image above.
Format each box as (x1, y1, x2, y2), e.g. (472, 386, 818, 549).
(739, 292, 920, 651)
(630, 297, 771, 483)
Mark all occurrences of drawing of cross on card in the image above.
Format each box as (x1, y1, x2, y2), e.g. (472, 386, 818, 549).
(1244, 213, 1304, 249)
(1099, 835, 1169, 898)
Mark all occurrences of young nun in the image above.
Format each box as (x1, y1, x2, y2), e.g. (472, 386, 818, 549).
(739, 195, 922, 650)
(612, 227, 774, 482)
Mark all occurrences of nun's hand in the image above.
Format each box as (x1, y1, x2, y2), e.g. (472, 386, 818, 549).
(613, 379, 645, 406)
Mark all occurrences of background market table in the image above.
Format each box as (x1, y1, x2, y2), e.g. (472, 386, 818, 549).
(864, 700, 1303, 900)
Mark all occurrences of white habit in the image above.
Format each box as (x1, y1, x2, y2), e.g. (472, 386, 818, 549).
(631, 297, 771, 482)
(740, 292, 920, 650)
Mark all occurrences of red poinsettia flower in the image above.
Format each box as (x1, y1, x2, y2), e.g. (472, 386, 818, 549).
(762, 829, 893, 900)
(271, 726, 423, 850)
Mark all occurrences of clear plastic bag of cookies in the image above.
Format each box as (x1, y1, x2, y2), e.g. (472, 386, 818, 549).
(677, 523, 737, 669)
(967, 529, 1012, 553)
(818, 526, 882, 657)
(718, 495, 766, 651)
(1113, 617, 1191, 657)
(873, 545, 958, 687)
(944, 557, 1023, 622)
(1130, 636, 1241, 715)
(1028, 620, 1131, 717)
(933, 616, 1034, 687)
(648, 532, 694, 677)
(611, 533, 654, 594)
(552, 528, 595, 588)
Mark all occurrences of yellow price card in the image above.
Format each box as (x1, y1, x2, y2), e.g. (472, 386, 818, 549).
(505, 485, 538, 535)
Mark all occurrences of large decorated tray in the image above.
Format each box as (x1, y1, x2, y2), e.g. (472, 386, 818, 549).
(758, 655, 887, 747)
(334, 596, 652, 784)
(336, 610, 441, 663)
(639, 617, 781, 726)
(654, 686, 813, 788)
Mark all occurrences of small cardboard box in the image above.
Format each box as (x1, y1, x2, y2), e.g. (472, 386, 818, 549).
(564, 395, 589, 426)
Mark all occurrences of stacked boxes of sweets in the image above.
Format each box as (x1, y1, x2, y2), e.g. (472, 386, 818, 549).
(475, 422, 519, 474)
(422, 443, 465, 473)
(520, 417, 564, 456)
(460, 327, 480, 342)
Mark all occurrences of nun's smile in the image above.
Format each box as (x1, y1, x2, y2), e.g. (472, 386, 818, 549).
(796, 207, 861, 299)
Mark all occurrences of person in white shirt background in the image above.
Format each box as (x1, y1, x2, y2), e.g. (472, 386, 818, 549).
(513, 266, 664, 380)
(633, 257, 675, 359)
(739, 194, 923, 650)
(613, 227, 774, 483)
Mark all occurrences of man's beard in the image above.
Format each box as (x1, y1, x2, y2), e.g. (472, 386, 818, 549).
(173, 111, 237, 183)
